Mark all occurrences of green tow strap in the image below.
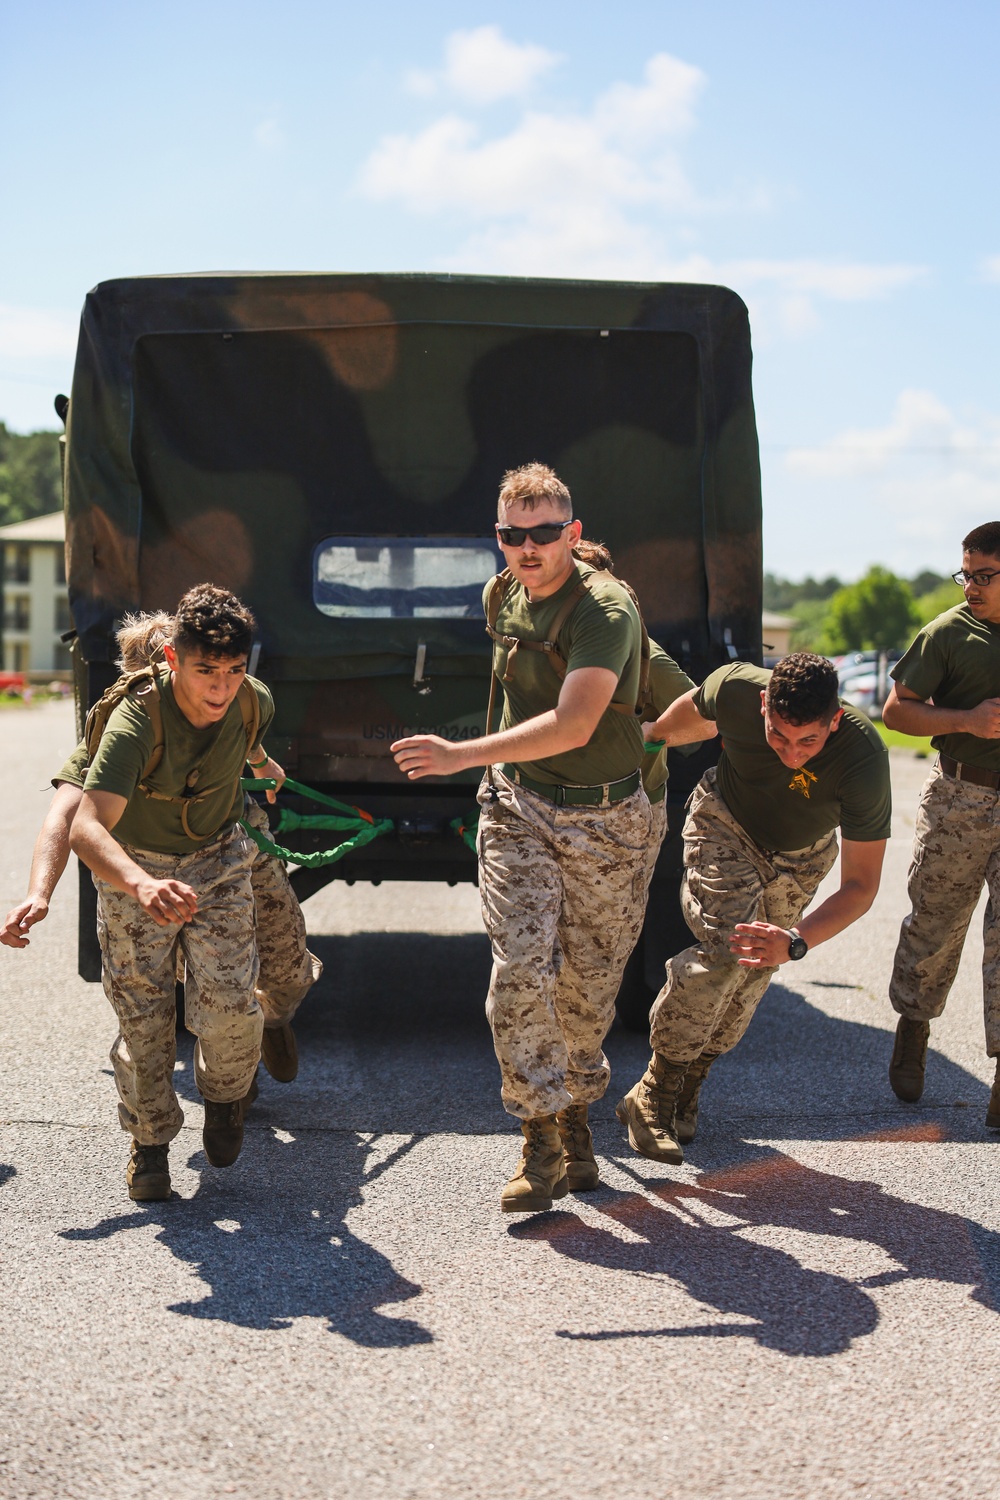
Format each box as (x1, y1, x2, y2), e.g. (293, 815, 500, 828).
(449, 810, 480, 854)
(239, 777, 394, 869)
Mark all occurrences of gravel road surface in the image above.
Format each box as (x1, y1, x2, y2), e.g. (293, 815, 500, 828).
(1, 700, 997, 1499)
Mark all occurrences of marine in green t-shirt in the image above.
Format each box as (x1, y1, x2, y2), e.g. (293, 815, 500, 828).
(84, 666, 274, 854)
(391, 466, 653, 1216)
(485, 559, 645, 786)
(69, 583, 283, 1204)
(883, 525, 1000, 1117)
(692, 662, 891, 851)
(616, 652, 890, 1167)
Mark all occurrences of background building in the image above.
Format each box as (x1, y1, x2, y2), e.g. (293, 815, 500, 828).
(0, 510, 71, 678)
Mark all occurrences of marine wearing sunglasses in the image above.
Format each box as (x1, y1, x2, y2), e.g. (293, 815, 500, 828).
(495, 520, 575, 547)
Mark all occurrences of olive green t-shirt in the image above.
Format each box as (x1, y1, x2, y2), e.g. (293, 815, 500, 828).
(693, 663, 891, 851)
(485, 563, 645, 785)
(83, 670, 273, 853)
(643, 641, 696, 796)
(53, 741, 89, 789)
(891, 603, 1000, 770)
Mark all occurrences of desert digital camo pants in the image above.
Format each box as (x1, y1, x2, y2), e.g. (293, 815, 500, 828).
(478, 768, 652, 1118)
(96, 824, 263, 1145)
(242, 799, 323, 1027)
(890, 763, 1000, 1054)
(649, 769, 838, 1064)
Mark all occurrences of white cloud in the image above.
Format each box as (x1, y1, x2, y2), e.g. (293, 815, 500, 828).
(361, 48, 927, 325)
(980, 255, 1000, 283)
(406, 25, 561, 104)
(776, 391, 1000, 566)
(253, 115, 285, 153)
(786, 390, 998, 479)
(0, 305, 78, 362)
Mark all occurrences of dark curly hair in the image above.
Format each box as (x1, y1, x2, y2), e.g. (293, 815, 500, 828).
(766, 652, 840, 725)
(173, 584, 255, 661)
(962, 522, 1000, 561)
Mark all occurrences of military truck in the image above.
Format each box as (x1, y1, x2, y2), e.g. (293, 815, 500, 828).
(62, 272, 762, 1024)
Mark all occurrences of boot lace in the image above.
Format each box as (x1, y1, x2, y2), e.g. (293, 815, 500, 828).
(557, 1103, 589, 1157)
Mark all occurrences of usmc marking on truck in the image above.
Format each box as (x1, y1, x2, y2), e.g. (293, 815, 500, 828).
(363, 724, 483, 742)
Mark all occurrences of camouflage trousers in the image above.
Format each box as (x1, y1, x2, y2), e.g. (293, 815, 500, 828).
(649, 769, 838, 1064)
(95, 823, 263, 1146)
(242, 799, 322, 1027)
(890, 763, 1000, 1054)
(478, 768, 652, 1118)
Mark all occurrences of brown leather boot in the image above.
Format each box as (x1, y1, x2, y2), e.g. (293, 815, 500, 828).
(675, 1052, 717, 1145)
(888, 1017, 930, 1102)
(126, 1140, 171, 1202)
(261, 1023, 298, 1083)
(500, 1115, 570, 1213)
(986, 1059, 1000, 1129)
(556, 1102, 600, 1191)
(616, 1053, 687, 1163)
(203, 1088, 252, 1168)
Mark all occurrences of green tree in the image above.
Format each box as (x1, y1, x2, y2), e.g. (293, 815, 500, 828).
(823, 566, 920, 653)
(914, 579, 963, 626)
(0, 424, 63, 527)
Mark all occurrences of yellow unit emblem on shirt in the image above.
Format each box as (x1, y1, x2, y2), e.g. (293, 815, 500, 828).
(788, 767, 818, 799)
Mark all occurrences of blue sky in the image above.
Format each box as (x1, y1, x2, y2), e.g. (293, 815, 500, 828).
(2, 0, 997, 579)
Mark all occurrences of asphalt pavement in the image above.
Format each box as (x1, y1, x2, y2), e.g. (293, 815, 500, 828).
(1, 699, 998, 1500)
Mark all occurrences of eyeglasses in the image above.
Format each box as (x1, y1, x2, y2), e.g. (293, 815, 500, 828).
(952, 568, 1000, 587)
(495, 521, 574, 547)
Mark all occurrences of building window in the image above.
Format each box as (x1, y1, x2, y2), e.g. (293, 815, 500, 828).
(4, 544, 30, 584)
(4, 595, 30, 632)
(54, 645, 72, 671)
(55, 596, 72, 633)
(55, 548, 66, 585)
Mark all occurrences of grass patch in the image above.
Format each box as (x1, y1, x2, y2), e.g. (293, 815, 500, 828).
(876, 723, 934, 757)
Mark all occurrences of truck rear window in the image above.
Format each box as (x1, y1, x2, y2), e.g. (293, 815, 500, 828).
(314, 537, 501, 619)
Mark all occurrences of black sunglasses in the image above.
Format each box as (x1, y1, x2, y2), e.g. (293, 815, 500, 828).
(495, 520, 574, 547)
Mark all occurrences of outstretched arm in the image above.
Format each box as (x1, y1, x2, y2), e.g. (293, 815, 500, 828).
(70, 791, 198, 927)
(392, 666, 620, 779)
(642, 687, 719, 748)
(729, 837, 886, 968)
(0, 783, 83, 948)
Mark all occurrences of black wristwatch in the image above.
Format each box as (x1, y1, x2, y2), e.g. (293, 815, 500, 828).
(787, 930, 809, 961)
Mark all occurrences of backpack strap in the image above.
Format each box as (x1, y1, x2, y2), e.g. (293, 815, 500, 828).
(235, 678, 262, 761)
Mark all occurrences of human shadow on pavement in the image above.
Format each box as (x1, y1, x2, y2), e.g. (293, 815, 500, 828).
(616, 980, 996, 1144)
(60, 1128, 432, 1347)
(511, 1134, 1000, 1357)
(163, 930, 502, 1136)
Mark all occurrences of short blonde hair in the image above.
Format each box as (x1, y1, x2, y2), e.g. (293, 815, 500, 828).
(115, 611, 174, 675)
(497, 463, 572, 518)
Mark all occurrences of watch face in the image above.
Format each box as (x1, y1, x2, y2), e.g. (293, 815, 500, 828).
(788, 935, 808, 961)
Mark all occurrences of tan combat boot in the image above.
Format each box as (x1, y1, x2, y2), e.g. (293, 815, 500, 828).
(261, 1023, 298, 1083)
(675, 1052, 717, 1146)
(888, 1017, 930, 1102)
(986, 1059, 1000, 1129)
(616, 1053, 687, 1164)
(556, 1102, 600, 1192)
(501, 1115, 570, 1213)
(126, 1140, 171, 1202)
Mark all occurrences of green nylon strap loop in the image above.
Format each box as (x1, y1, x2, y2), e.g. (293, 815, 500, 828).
(644, 739, 666, 752)
(238, 776, 391, 867)
(449, 810, 480, 854)
(239, 777, 478, 867)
